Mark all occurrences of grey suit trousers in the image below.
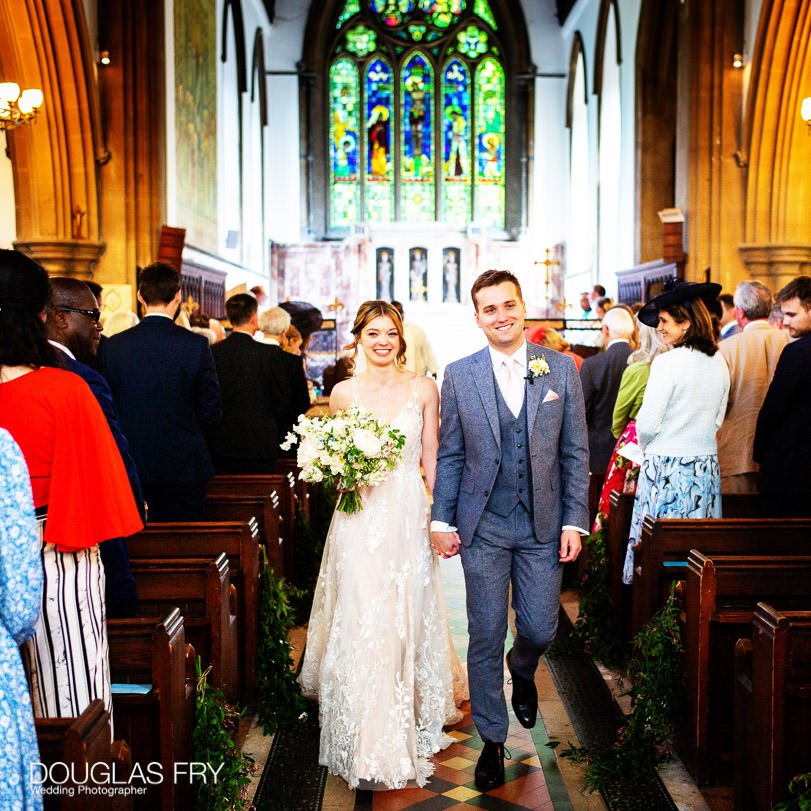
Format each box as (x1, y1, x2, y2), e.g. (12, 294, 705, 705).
(461, 504, 562, 742)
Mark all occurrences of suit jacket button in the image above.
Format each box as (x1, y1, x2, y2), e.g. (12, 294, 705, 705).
(484, 490, 490, 496)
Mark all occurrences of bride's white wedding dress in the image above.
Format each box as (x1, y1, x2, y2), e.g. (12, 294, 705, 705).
(299, 380, 466, 790)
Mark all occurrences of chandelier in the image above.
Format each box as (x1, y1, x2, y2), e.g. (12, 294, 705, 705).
(0, 82, 44, 131)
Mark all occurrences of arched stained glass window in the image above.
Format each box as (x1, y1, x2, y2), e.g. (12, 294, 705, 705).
(329, 58, 361, 226)
(473, 57, 505, 226)
(365, 58, 394, 221)
(327, 0, 506, 229)
(402, 52, 434, 221)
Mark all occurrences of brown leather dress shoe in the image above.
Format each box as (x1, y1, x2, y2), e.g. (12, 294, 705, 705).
(506, 648, 538, 729)
(474, 740, 505, 791)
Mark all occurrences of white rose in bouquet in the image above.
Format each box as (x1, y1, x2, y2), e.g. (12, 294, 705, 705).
(353, 428, 383, 458)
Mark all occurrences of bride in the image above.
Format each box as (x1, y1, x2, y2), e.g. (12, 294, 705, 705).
(298, 300, 466, 790)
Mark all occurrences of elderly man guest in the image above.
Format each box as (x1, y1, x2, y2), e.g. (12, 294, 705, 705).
(716, 280, 787, 494)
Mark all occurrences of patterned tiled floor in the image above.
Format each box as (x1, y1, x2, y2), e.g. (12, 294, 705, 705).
(355, 556, 559, 810)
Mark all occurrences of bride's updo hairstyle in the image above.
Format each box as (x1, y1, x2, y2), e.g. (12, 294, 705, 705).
(343, 300, 407, 374)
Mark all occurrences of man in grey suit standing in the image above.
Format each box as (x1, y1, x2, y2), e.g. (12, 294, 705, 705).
(431, 269, 589, 791)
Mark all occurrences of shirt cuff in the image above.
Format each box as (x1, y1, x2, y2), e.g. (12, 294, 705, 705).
(562, 524, 589, 536)
(431, 520, 458, 533)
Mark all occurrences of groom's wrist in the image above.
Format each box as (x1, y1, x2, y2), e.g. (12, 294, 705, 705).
(431, 520, 458, 533)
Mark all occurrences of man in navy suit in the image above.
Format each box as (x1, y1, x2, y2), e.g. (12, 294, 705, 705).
(209, 294, 310, 473)
(754, 276, 811, 517)
(46, 277, 140, 617)
(101, 263, 222, 522)
(431, 269, 589, 791)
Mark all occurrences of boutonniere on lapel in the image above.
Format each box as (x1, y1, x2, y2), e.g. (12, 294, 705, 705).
(525, 356, 550, 384)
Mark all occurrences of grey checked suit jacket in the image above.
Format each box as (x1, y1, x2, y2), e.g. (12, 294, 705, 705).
(432, 342, 590, 546)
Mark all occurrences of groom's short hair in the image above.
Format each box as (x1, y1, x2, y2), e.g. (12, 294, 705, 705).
(471, 269, 524, 310)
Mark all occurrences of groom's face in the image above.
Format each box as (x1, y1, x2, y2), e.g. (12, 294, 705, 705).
(474, 281, 526, 354)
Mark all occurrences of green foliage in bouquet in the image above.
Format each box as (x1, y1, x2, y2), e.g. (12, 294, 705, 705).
(256, 547, 306, 734)
(192, 657, 253, 810)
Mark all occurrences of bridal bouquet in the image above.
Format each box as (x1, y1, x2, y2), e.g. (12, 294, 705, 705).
(280, 407, 407, 513)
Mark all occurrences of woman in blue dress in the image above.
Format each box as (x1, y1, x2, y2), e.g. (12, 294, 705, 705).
(0, 428, 44, 810)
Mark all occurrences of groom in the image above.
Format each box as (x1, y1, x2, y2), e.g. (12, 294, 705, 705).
(431, 269, 589, 791)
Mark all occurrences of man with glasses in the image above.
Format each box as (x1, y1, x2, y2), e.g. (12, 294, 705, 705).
(46, 277, 140, 617)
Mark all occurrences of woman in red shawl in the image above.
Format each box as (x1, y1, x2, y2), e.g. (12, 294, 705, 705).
(0, 250, 142, 718)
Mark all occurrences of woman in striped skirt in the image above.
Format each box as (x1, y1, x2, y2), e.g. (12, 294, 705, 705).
(0, 250, 142, 718)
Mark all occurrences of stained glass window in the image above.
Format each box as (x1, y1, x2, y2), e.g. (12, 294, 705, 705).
(365, 58, 394, 222)
(401, 53, 435, 221)
(327, 0, 507, 229)
(337, 0, 361, 29)
(329, 59, 361, 226)
(474, 58, 504, 226)
(441, 59, 471, 225)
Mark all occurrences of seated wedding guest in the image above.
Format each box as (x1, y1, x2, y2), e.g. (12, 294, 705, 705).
(0, 250, 142, 719)
(47, 277, 141, 617)
(0, 429, 44, 811)
(623, 280, 729, 583)
(590, 322, 668, 534)
(595, 296, 613, 320)
(526, 325, 583, 371)
(257, 305, 291, 345)
(102, 309, 139, 337)
(101, 262, 221, 522)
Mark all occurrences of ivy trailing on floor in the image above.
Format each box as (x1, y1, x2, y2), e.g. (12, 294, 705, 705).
(573, 521, 628, 670)
(774, 772, 811, 810)
(586, 585, 683, 791)
(192, 658, 254, 810)
(256, 548, 306, 735)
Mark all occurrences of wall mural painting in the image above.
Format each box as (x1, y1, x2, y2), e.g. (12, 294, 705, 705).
(442, 247, 461, 303)
(174, 0, 218, 252)
(409, 247, 428, 302)
(376, 246, 395, 300)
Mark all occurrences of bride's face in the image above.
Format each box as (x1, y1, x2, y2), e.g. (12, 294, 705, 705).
(359, 315, 400, 368)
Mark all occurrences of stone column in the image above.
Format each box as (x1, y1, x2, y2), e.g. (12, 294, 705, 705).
(738, 244, 811, 292)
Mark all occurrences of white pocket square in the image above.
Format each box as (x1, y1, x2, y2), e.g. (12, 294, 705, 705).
(542, 390, 559, 403)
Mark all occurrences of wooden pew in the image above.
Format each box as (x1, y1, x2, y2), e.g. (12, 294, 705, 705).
(605, 492, 765, 639)
(207, 474, 293, 575)
(128, 554, 238, 697)
(682, 552, 811, 781)
(127, 520, 261, 704)
(632, 516, 811, 636)
(276, 458, 310, 523)
(107, 609, 194, 811)
(735, 603, 811, 810)
(35, 699, 131, 810)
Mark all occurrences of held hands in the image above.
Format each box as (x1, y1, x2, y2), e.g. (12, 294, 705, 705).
(431, 530, 460, 559)
(559, 529, 582, 563)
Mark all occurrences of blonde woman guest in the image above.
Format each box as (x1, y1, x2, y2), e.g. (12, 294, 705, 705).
(590, 322, 668, 533)
(102, 310, 139, 337)
(299, 300, 465, 790)
(623, 281, 729, 583)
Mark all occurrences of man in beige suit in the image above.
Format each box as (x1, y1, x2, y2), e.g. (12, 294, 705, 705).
(717, 280, 788, 493)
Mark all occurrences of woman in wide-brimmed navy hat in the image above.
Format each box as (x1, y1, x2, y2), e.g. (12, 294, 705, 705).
(622, 278, 730, 583)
